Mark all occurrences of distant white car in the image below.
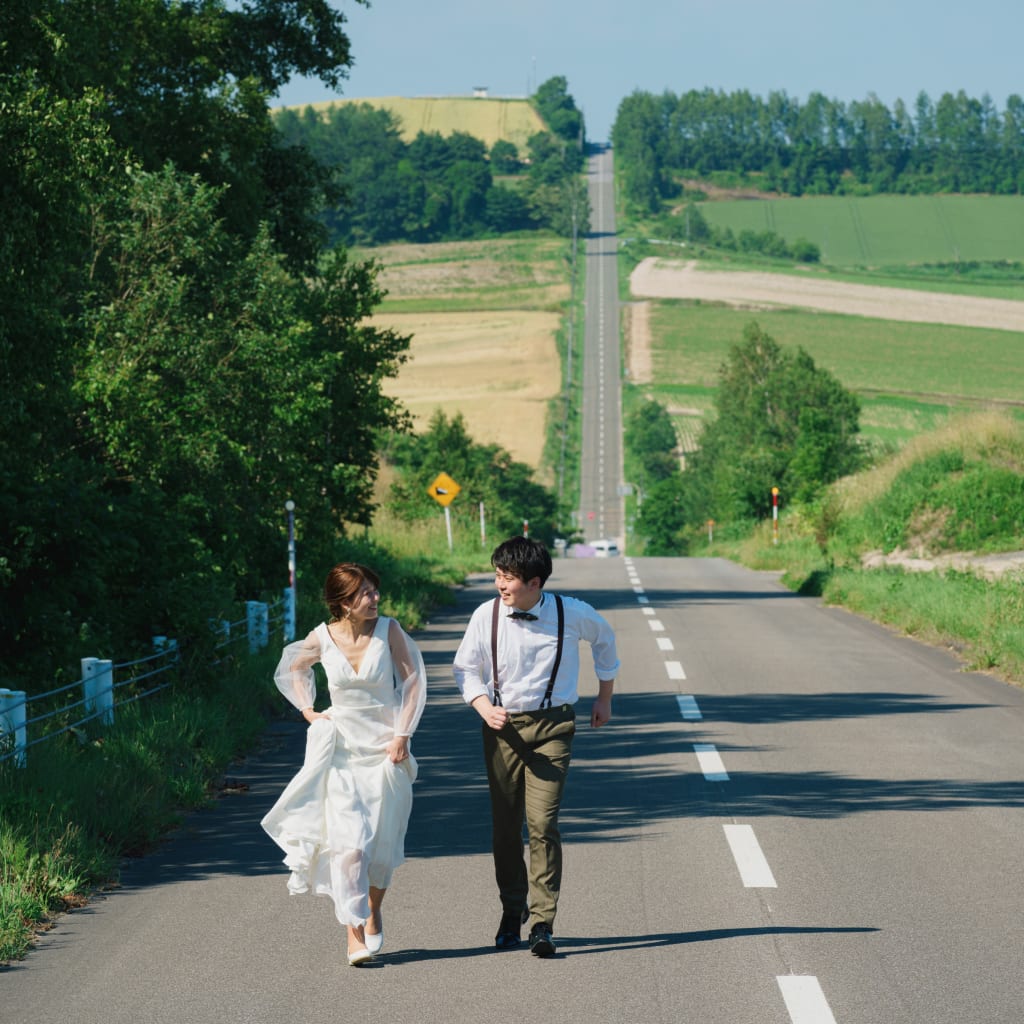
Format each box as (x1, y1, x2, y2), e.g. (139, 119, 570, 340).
(591, 538, 620, 558)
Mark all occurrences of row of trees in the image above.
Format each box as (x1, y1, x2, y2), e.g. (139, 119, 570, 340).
(1, 0, 414, 685)
(273, 80, 587, 245)
(613, 87, 1024, 211)
(631, 325, 863, 553)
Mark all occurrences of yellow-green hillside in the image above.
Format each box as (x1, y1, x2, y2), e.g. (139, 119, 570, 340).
(280, 95, 546, 150)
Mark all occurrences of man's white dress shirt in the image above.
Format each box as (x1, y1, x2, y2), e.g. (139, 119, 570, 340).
(453, 592, 620, 713)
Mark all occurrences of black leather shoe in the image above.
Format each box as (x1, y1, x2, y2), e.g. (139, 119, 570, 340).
(528, 923, 556, 958)
(495, 912, 523, 949)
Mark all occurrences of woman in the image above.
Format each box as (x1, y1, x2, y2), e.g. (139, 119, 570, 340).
(261, 563, 427, 965)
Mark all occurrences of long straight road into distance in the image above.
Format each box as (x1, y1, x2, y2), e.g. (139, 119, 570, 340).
(577, 146, 623, 546)
(6, 558, 1024, 1024)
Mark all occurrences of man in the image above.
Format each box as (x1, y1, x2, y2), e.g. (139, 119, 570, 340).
(453, 536, 620, 958)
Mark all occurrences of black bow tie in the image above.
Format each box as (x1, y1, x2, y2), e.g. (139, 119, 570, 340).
(509, 611, 538, 621)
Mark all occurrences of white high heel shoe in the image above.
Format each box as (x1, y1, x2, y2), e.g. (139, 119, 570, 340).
(364, 928, 384, 955)
(347, 945, 373, 967)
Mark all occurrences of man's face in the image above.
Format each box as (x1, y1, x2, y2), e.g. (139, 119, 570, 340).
(494, 568, 542, 610)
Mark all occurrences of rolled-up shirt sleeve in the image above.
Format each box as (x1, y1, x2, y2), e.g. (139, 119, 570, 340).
(578, 604, 620, 680)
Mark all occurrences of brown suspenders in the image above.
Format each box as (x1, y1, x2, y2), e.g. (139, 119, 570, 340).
(490, 593, 565, 710)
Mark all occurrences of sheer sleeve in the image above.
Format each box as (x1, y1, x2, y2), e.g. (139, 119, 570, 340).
(273, 628, 322, 711)
(388, 619, 427, 737)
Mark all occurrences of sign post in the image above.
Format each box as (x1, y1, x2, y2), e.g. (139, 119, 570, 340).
(427, 472, 462, 552)
(771, 487, 780, 546)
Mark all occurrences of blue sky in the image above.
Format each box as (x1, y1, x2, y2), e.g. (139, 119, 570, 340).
(275, 0, 1024, 142)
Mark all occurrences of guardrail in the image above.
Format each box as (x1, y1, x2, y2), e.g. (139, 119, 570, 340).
(0, 587, 296, 767)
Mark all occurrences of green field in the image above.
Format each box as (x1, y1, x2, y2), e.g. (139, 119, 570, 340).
(284, 95, 546, 151)
(699, 194, 1024, 268)
(635, 302, 1024, 450)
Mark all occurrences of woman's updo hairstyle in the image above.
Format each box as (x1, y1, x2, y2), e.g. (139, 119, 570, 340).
(324, 563, 381, 621)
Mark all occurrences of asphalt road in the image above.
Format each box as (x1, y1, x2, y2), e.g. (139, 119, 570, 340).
(5, 557, 1024, 1024)
(577, 146, 624, 545)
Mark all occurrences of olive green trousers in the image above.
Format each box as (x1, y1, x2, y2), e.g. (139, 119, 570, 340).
(482, 703, 576, 931)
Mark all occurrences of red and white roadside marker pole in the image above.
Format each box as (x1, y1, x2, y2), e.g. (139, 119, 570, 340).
(772, 487, 780, 545)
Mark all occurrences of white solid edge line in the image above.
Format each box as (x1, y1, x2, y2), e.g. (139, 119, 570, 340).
(723, 824, 777, 888)
(777, 976, 838, 1024)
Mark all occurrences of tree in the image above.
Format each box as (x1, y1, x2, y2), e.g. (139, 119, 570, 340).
(490, 140, 521, 175)
(685, 323, 862, 523)
(0, 2, 415, 685)
(533, 76, 584, 147)
(5, 0, 359, 270)
(625, 400, 679, 484)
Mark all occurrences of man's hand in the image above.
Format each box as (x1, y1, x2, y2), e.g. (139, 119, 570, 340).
(590, 696, 612, 728)
(472, 694, 509, 730)
(591, 678, 615, 728)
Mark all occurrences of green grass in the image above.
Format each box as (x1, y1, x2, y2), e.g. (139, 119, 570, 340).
(633, 301, 1024, 449)
(699, 194, 1024, 269)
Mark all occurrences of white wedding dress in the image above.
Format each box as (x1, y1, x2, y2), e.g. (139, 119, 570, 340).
(261, 617, 427, 926)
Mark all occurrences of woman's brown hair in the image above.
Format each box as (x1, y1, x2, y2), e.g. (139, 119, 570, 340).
(323, 563, 381, 621)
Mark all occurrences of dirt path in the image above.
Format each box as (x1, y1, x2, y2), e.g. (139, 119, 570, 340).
(630, 259, 1024, 332)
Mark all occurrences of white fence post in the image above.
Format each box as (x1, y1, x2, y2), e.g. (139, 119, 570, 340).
(246, 601, 269, 654)
(153, 636, 179, 661)
(81, 657, 114, 726)
(283, 586, 296, 642)
(0, 688, 28, 767)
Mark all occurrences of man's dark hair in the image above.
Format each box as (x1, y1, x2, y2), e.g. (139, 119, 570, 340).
(491, 536, 552, 586)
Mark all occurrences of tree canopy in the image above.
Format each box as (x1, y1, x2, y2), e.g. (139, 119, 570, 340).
(684, 324, 862, 524)
(612, 86, 1024, 208)
(273, 76, 590, 245)
(1, 0, 412, 685)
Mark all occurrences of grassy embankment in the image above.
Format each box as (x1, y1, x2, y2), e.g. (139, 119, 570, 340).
(620, 191, 1024, 687)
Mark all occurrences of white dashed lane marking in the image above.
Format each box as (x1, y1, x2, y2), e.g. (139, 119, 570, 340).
(777, 976, 838, 1024)
(694, 743, 730, 782)
(724, 824, 777, 888)
(676, 695, 702, 720)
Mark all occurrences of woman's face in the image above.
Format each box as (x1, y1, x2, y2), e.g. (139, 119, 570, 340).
(345, 580, 380, 621)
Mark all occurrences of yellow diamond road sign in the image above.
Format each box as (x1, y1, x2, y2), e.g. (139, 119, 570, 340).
(427, 472, 461, 507)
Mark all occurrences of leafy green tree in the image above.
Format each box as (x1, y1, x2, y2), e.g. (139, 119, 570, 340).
(636, 476, 690, 555)
(486, 185, 531, 232)
(685, 323, 862, 523)
(490, 140, 521, 175)
(0, 4, 415, 686)
(5, 0, 357, 269)
(78, 167, 411, 591)
(533, 76, 585, 146)
(625, 400, 679, 484)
